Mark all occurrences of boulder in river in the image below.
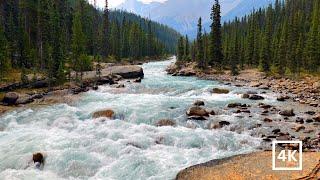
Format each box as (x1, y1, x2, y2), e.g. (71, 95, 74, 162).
(109, 65, 144, 79)
(248, 94, 264, 100)
(186, 106, 209, 120)
(155, 119, 176, 127)
(2, 92, 19, 105)
(33, 152, 45, 169)
(212, 88, 230, 94)
(241, 94, 250, 99)
(209, 121, 230, 129)
(33, 153, 44, 164)
(193, 100, 205, 106)
(279, 109, 295, 117)
(92, 109, 115, 119)
(277, 95, 290, 102)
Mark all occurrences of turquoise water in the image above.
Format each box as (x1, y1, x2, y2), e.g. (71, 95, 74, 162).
(0, 58, 269, 180)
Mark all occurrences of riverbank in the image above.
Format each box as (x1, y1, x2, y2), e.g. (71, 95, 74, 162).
(168, 61, 320, 179)
(167, 62, 320, 108)
(176, 151, 320, 180)
(0, 64, 144, 116)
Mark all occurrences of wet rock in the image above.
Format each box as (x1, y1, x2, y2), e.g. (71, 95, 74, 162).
(16, 95, 34, 105)
(177, 68, 196, 76)
(212, 88, 230, 94)
(92, 109, 115, 119)
(234, 109, 241, 114)
(259, 86, 270, 90)
(303, 129, 314, 133)
(306, 119, 314, 123)
(227, 103, 242, 108)
(246, 91, 258, 95)
(292, 125, 305, 132)
(186, 106, 209, 118)
(249, 82, 262, 87)
(109, 65, 144, 79)
(31, 94, 44, 99)
(219, 121, 230, 127)
(279, 109, 295, 117)
(296, 117, 304, 124)
(115, 84, 125, 88)
(209, 121, 230, 129)
(207, 109, 216, 115)
(31, 80, 49, 89)
(241, 109, 251, 113)
(305, 111, 316, 115)
(277, 95, 290, 102)
(263, 118, 273, 122)
(241, 94, 250, 99)
(134, 77, 142, 83)
(259, 103, 272, 109)
(276, 134, 292, 141)
(193, 100, 205, 106)
(2, 92, 19, 105)
(248, 94, 264, 100)
(272, 129, 281, 134)
(263, 138, 272, 142)
(92, 86, 98, 90)
(155, 119, 176, 127)
(313, 115, 320, 122)
(310, 103, 318, 107)
(33, 152, 44, 169)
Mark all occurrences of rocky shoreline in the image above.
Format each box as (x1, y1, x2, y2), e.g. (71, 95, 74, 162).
(0, 64, 144, 116)
(167, 62, 320, 179)
(167, 62, 320, 108)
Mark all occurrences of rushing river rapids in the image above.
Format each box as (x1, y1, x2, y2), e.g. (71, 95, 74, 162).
(0, 57, 286, 179)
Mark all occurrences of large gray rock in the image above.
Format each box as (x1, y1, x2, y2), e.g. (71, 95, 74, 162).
(108, 65, 144, 79)
(2, 92, 19, 105)
(186, 106, 209, 120)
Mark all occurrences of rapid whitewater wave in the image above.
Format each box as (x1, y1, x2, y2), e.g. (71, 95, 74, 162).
(0, 58, 268, 179)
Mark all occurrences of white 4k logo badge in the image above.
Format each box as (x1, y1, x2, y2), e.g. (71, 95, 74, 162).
(272, 141, 303, 171)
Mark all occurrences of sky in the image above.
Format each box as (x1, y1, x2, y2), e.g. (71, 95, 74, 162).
(88, 0, 167, 8)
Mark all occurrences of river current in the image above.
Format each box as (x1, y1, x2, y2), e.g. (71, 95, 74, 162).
(0, 57, 278, 180)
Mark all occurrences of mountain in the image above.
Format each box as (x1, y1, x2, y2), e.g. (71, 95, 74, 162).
(116, 0, 276, 38)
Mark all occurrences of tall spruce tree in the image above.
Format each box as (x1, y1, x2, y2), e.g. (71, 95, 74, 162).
(196, 17, 205, 69)
(71, 2, 86, 81)
(184, 35, 190, 60)
(177, 36, 184, 63)
(209, 0, 223, 69)
(0, 22, 10, 79)
(102, 0, 109, 58)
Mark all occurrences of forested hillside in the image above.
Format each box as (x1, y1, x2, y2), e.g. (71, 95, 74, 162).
(177, 0, 320, 76)
(0, 0, 180, 83)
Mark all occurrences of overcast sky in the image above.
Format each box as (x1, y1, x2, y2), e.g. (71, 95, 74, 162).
(88, 0, 167, 8)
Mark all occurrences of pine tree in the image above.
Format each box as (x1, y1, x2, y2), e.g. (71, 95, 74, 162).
(230, 18, 239, 75)
(305, 0, 320, 72)
(177, 36, 184, 63)
(102, 0, 109, 58)
(209, 0, 223, 69)
(71, 2, 86, 81)
(184, 35, 190, 61)
(0, 23, 10, 79)
(196, 17, 205, 69)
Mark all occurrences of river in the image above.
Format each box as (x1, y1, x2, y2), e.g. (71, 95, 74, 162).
(0, 57, 280, 179)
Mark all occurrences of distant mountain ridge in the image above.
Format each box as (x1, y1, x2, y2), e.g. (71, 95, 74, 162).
(116, 0, 276, 38)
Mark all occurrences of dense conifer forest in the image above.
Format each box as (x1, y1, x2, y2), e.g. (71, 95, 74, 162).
(177, 0, 320, 76)
(0, 0, 180, 83)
